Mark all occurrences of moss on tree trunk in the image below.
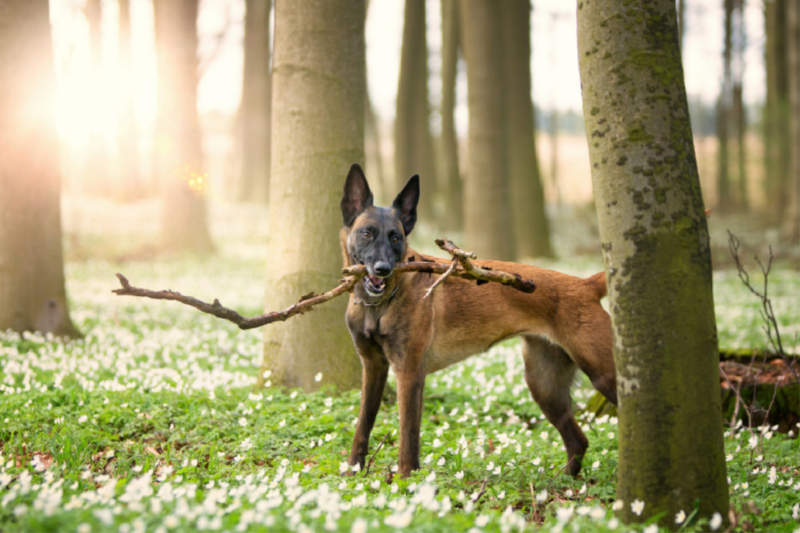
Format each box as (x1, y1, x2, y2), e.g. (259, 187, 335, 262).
(257, 0, 366, 393)
(577, 0, 729, 527)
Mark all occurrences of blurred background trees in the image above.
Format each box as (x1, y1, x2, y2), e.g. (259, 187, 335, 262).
(44, 0, 799, 252)
(5, 0, 798, 354)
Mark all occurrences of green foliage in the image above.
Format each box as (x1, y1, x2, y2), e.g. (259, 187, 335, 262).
(0, 253, 797, 532)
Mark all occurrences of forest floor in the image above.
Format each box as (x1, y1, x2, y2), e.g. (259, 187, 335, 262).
(1, 204, 798, 533)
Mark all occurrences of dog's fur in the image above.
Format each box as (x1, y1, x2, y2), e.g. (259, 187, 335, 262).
(340, 164, 617, 477)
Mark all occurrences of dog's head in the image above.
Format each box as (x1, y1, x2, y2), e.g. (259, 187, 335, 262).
(340, 164, 419, 297)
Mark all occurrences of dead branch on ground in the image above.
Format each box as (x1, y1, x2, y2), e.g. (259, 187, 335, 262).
(113, 238, 536, 330)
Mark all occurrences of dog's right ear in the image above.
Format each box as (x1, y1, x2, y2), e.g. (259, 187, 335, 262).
(340, 163, 373, 227)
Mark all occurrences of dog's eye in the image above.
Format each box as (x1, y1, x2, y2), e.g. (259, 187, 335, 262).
(362, 231, 370, 239)
(391, 235, 401, 244)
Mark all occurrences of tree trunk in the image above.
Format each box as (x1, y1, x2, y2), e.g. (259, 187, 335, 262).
(717, 0, 734, 212)
(118, 0, 142, 199)
(394, 0, 436, 222)
(439, 0, 463, 232)
(84, 0, 109, 196)
(677, 0, 686, 55)
(501, 0, 553, 259)
(153, 0, 214, 253)
(764, 0, 790, 219)
(550, 109, 560, 205)
(732, 0, 747, 210)
(785, 0, 800, 240)
(460, 0, 514, 261)
(238, 0, 272, 204)
(0, 0, 81, 338)
(578, 0, 729, 527)
(365, 89, 387, 204)
(257, 0, 365, 393)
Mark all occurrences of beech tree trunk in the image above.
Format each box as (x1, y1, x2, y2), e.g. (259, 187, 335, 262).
(0, 0, 81, 338)
(85, 0, 109, 196)
(238, 0, 272, 204)
(717, 0, 734, 211)
(732, 0, 747, 210)
(785, 0, 800, 240)
(764, 0, 791, 219)
(439, 0, 463, 232)
(578, 0, 729, 526)
(501, 0, 553, 259)
(257, 0, 365, 392)
(153, 0, 214, 253)
(460, 0, 514, 261)
(395, 0, 436, 222)
(118, 0, 142, 199)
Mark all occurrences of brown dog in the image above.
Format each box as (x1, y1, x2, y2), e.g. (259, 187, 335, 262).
(340, 164, 617, 477)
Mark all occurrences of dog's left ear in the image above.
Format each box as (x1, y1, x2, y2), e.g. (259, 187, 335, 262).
(340, 163, 373, 227)
(392, 175, 420, 236)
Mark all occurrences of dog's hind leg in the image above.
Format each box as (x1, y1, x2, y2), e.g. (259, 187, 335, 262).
(348, 349, 389, 472)
(560, 310, 618, 406)
(522, 336, 588, 477)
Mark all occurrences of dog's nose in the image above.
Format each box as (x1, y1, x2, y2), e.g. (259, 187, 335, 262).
(374, 262, 392, 277)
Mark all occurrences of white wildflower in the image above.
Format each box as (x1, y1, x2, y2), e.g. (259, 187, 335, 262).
(631, 499, 644, 515)
(710, 512, 722, 530)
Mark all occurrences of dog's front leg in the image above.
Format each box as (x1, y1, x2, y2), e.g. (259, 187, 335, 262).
(348, 352, 389, 472)
(395, 364, 426, 477)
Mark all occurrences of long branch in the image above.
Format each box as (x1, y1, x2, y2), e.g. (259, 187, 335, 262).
(113, 273, 359, 330)
(112, 238, 536, 330)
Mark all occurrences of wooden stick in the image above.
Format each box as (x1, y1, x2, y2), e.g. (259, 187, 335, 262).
(112, 238, 536, 331)
(112, 273, 358, 331)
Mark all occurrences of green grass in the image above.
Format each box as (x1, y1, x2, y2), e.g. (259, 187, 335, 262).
(0, 241, 798, 533)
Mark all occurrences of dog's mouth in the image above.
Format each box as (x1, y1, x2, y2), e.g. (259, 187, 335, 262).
(363, 273, 388, 295)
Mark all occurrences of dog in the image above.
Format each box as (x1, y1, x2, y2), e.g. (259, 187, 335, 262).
(339, 163, 617, 477)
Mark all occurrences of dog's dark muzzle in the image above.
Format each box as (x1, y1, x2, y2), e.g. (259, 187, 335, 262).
(363, 261, 393, 295)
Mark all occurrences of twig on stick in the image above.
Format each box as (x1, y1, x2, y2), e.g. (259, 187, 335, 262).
(423, 258, 458, 299)
(435, 238, 536, 292)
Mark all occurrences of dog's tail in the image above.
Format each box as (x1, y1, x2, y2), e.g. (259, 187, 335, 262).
(584, 271, 608, 300)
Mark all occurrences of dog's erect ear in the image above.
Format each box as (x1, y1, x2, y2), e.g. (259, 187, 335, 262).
(392, 175, 420, 236)
(340, 164, 373, 227)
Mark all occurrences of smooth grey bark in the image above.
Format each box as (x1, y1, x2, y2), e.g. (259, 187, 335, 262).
(395, 0, 436, 222)
(732, 0, 747, 211)
(764, 0, 791, 219)
(257, 0, 365, 393)
(460, 0, 514, 261)
(238, 0, 272, 204)
(785, 0, 800, 240)
(118, 0, 142, 199)
(717, 0, 734, 211)
(153, 0, 214, 253)
(577, 0, 729, 527)
(0, 0, 80, 338)
(439, 0, 463, 232)
(84, 0, 109, 196)
(501, 0, 553, 259)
